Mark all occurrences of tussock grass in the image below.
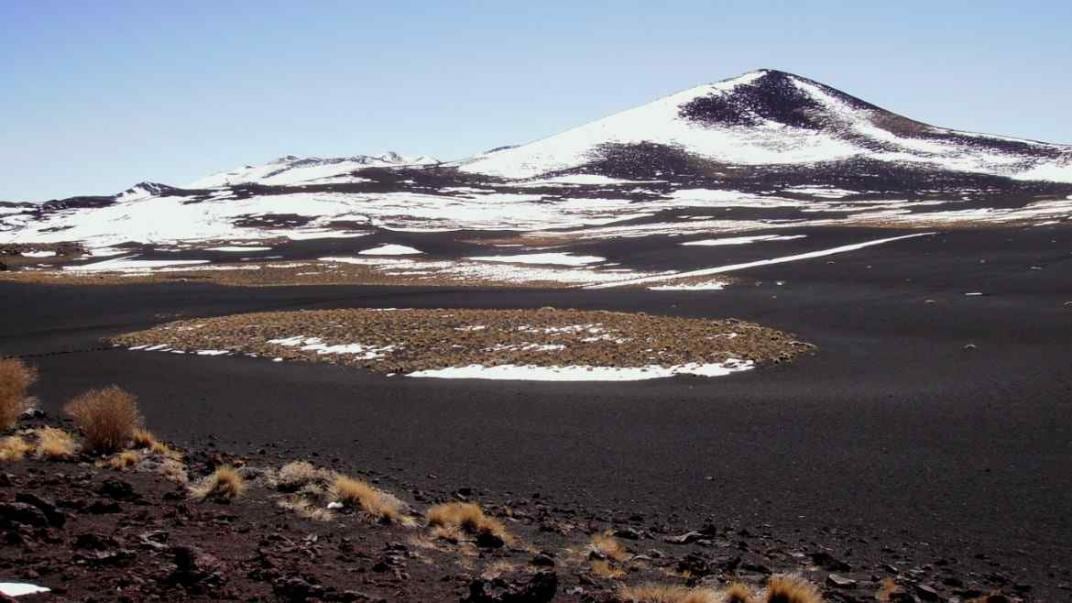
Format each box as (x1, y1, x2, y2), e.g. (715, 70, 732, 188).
(131, 428, 156, 448)
(764, 575, 822, 603)
(591, 530, 630, 562)
(34, 427, 78, 459)
(590, 559, 626, 579)
(426, 501, 512, 544)
(617, 584, 720, 603)
(0, 359, 36, 430)
(64, 386, 141, 453)
(276, 460, 332, 492)
(103, 449, 141, 470)
(723, 583, 755, 603)
(0, 436, 31, 462)
(332, 475, 404, 522)
(190, 465, 245, 502)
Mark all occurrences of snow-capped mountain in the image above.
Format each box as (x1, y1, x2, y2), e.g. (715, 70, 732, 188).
(461, 69, 1072, 182)
(2, 69, 1071, 261)
(189, 153, 439, 188)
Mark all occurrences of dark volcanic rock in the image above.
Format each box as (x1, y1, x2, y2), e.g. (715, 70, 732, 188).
(0, 502, 49, 528)
(464, 570, 557, 603)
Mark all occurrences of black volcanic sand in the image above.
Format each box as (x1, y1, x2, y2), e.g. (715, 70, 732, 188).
(2, 225, 1071, 599)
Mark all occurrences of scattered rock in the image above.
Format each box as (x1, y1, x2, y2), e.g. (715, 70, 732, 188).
(0, 502, 49, 528)
(664, 531, 705, 545)
(827, 573, 858, 588)
(464, 570, 557, 603)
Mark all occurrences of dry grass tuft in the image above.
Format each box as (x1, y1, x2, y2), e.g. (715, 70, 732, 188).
(34, 427, 78, 459)
(590, 559, 626, 580)
(104, 449, 141, 470)
(276, 460, 331, 492)
(876, 578, 901, 602)
(150, 440, 182, 460)
(0, 359, 36, 430)
(591, 530, 630, 562)
(617, 584, 720, 603)
(0, 436, 31, 462)
(426, 501, 513, 544)
(724, 583, 756, 603)
(332, 475, 404, 522)
(64, 386, 141, 453)
(131, 428, 157, 448)
(764, 575, 822, 603)
(190, 465, 245, 502)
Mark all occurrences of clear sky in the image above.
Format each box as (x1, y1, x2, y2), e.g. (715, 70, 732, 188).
(2, 0, 1069, 201)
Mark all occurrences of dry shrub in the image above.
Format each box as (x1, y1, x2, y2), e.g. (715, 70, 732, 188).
(0, 359, 36, 430)
(590, 559, 626, 579)
(190, 465, 245, 502)
(764, 575, 822, 603)
(150, 440, 182, 461)
(35, 427, 78, 459)
(0, 436, 31, 462)
(64, 386, 141, 453)
(591, 530, 629, 562)
(618, 584, 720, 603)
(332, 475, 404, 522)
(426, 501, 512, 544)
(276, 460, 331, 492)
(104, 450, 141, 470)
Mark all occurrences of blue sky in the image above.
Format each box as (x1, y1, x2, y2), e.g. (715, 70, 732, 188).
(2, 0, 1069, 201)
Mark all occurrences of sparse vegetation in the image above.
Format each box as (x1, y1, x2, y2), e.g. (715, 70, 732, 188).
(104, 449, 141, 470)
(0, 435, 31, 462)
(426, 501, 512, 544)
(332, 474, 404, 522)
(131, 427, 157, 448)
(190, 465, 246, 502)
(64, 386, 142, 453)
(275, 460, 331, 492)
(591, 559, 627, 579)
(34, 427, 78, 459)
(724, 582, 755, 603)
(764, 575, 822, 603)
(591, 530, 630, 561)
(0, 358, 36, 430)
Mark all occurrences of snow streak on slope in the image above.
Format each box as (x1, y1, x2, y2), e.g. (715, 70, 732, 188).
(461, 69, 1072, 182)
(189, 153, 438, 188)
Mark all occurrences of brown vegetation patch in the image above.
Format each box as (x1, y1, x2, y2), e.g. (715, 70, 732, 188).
(0, 358, 36, 430)
(426, 501, 513, 545)
(111, 308, 812, 375)
(64, 386, 142, 453)
(190, 465, 246, 502)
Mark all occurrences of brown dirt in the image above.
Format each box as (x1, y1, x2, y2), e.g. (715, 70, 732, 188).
(110, 308, 812, 374)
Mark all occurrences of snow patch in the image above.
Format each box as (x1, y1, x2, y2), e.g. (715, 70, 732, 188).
(407, 359, 753, 381)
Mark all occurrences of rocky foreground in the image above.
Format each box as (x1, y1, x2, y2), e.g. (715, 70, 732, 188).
(0, 407, 1029, 602)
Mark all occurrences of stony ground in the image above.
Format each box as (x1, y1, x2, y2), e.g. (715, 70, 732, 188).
(0, 410, 1022, 602)
(109, 308, 812, 375)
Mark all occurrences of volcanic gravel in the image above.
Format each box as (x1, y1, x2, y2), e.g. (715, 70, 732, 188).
(110, 308, 812, 374)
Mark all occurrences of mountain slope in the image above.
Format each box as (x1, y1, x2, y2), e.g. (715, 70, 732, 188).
(460, 69, 1072, 182)
(189, 152, 439, 188)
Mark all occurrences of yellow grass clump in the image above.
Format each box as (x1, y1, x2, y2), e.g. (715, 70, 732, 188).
(0, 359, 36, 430)
(131, 428, 157, 448)
(64, 386, 141, 453)
(332, 475, 404, 522)
(764, 575, 822, 603)
(35, 427, 78, 459)
(590, 559, 627, 580)
(190, 465, 245, 502)
(426, 501, 512, 544)
(723, 583, 755, 603)
(591, 530, 630, 562)
(0, 436, 31, 462)
(104, 449, 141, 470)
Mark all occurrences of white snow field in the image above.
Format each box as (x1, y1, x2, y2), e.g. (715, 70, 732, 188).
(407, 359, 754, 381)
